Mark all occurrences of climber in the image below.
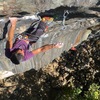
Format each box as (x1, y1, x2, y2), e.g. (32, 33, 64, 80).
(5, 17, 64, 65)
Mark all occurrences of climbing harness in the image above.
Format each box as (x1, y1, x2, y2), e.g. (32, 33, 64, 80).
(17, 16, 42, 41)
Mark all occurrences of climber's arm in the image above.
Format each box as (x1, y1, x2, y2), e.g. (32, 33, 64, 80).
(32, 43, 63, 55)
(6, 18, 17, 49)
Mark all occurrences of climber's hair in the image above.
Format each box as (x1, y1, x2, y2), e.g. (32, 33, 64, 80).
(10, 49, 24, 65)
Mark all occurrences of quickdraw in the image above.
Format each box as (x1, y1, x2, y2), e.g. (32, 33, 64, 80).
(62, 10, 69, 30)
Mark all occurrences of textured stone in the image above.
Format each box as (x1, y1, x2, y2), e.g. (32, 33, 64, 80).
(0, 0, 99, 79)
(0, 0, 99, 16)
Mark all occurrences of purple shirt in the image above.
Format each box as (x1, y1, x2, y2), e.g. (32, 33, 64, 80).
(5, 39, 34, 61)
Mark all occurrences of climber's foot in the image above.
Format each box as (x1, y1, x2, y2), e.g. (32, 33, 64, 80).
(42, 16, 54, 22)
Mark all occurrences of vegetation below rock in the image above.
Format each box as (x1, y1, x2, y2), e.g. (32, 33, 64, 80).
(51, 83, 100, 100)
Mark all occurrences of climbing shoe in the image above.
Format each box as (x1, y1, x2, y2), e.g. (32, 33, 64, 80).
(42, 17, 54, 24)
(42, 16, 53, 21)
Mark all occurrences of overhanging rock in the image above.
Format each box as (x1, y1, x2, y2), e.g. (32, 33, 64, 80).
(0, 0, 99, 79)
(0, 16, 99, 79)
(0, 0, 99, 15)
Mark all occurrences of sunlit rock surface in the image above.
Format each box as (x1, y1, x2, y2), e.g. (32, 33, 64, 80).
(0, 0, 99, 79)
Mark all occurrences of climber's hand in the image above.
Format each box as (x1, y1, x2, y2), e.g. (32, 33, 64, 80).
(55, 42, 64, 48)
(9, 17, 18, 26)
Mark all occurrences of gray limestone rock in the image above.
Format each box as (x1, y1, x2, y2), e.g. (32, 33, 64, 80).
(0, 0, 99, 79)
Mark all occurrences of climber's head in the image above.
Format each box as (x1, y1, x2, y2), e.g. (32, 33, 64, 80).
(10, 49, 24, 64)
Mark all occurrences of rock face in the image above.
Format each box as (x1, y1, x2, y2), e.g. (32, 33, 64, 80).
(0, 0, 99, 16)
(0, 0, 99, 79)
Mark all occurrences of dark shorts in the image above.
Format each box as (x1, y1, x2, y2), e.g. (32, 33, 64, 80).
(25, 21, 47, 43)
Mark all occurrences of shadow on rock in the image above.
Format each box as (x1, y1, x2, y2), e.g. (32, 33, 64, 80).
(39, 6, 99, 21)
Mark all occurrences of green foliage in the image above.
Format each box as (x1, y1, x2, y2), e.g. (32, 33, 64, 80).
(84, 83, 100, 100)
(54, 87, 82, 100)
(54, 83, 100, 100)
